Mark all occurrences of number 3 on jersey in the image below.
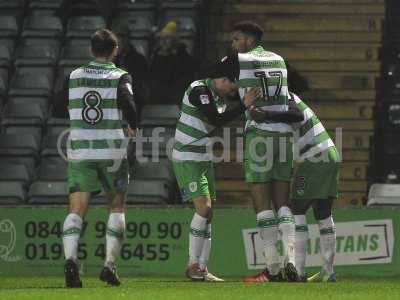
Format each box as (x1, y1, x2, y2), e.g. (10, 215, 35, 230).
(254, 71, 283, 100)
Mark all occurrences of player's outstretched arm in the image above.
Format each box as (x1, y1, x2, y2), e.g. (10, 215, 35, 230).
(250, 99, 304, 123)
(189, 86, 247, 128)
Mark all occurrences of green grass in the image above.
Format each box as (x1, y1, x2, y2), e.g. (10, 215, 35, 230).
(0, 277, 399, 300)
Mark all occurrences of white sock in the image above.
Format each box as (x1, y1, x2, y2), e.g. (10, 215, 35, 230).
(277, 206, 296, 265)
(318, 216, 336, 275)
(199, 223, 211, 270)
(294, 215, 309, 277)
(257, 210, 280, 275)
(105, 213, 125, 267)
(189, 213, 208, 266)
(62, 213, 82, 261)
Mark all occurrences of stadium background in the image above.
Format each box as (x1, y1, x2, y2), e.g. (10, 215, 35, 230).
(0, 0, 399, 281)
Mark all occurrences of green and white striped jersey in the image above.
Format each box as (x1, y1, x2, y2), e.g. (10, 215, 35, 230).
(291, 93, 337, 160)
(237, 46, 291, 133)
(172, 79, 224, 161)
(67, 61, 128, 161)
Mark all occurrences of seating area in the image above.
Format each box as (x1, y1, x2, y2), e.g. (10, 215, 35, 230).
(0, 0, 203, 205)
(366, 0, 400, 205)
(373, 0, 400, 183)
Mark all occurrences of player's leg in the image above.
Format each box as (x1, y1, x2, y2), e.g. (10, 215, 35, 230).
(98, 191, 125, 286)
(194, 195, 212, 269)
(63, 192, 90, 262)
(199, 210, 212, 273)
(291, 196, 313, 281)
(271, 134, 297, 281)
(190, 195, 213, 279)
(313, 150, 340, 281)
(252, 182, 282, 277)
(98, 159, 129, 286)
(298, 147, 339, 282)
(63, 161, 101, 288)
(244, 129, 282, 282)
(291, 161, 314, 281)
(63, 191, 90, 288)
(272, 181, 297, 281)
(309, 149, 339, 282)
(245, 182, 286, 282)
(197, 161, 223, 281)
(173, 160, 217, 281)
(312, 198, 336, 281)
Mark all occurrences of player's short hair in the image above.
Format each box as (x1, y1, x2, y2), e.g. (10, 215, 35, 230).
(233, 21, 264, 44)
(91, 29, 118, 58)
(204, 55, 238, 82)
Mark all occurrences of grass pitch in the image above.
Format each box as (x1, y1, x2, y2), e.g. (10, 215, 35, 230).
(0, 277, 399, 300)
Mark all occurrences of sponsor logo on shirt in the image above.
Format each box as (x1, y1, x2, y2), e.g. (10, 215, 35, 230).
(296, 176, 306, 195)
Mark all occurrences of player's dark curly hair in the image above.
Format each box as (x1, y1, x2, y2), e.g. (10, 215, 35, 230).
(233, 21, 264, 44)
(91, 29, 118, 58)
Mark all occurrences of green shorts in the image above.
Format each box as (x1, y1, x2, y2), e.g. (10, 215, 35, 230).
(173, 160, 216, 202)
(291, 147, 339, 200)
(244, 128, 293, 183)
(68, 159, 129, 196)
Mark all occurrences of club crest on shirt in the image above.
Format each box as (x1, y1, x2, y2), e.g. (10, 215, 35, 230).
(189, 182, 198, 193)
(200, 94, 210, 104)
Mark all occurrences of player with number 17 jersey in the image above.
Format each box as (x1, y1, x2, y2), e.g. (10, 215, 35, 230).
(213, 21, 298, 282)
(215, 47, 291, 182)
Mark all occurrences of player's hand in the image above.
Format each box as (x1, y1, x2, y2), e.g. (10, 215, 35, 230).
(249, 107, 267, 123)
(243, 88, 263, 108)
(127, 127, 138, 138)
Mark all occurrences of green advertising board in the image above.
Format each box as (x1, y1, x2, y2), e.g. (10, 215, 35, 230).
(0, 207, 399, 277)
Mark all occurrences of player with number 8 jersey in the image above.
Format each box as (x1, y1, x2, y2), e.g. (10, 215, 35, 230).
(53, 29, 138, 288)
(68, 65, 128, 160)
